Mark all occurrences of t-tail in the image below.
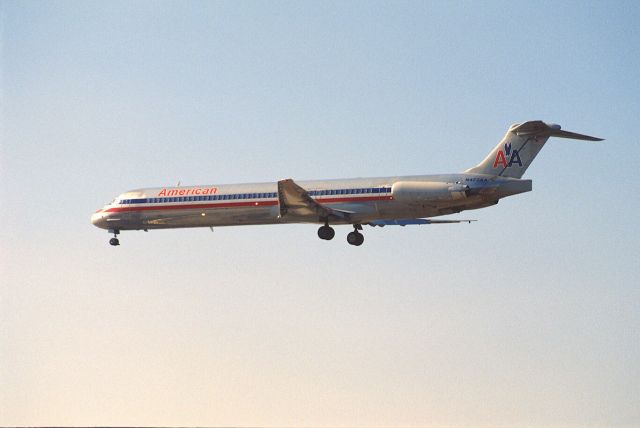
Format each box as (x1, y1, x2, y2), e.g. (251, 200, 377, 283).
(465, 120, 603, 178)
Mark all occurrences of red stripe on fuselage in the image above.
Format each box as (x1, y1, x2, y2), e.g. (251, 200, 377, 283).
(103, 196, 393, 213)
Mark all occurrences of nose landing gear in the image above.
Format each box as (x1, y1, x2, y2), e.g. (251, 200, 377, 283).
(108, 229, 120, 246)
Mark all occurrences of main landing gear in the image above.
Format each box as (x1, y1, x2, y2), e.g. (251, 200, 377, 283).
(347, 226, 364, 246)
(317, 223, 364, 246)
(317, 222, 335, 240)
(108, 229, 120, 246)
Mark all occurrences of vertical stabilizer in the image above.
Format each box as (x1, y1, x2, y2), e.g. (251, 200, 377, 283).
(465, 121, 602, 178)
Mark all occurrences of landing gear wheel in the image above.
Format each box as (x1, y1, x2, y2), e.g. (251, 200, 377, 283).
(347, 231, 364, 246)
(108, 229, 120, 246)
(318, 225, 335, 240)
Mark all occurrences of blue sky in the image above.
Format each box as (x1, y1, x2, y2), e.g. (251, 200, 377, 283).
(1, 1, 639, 426)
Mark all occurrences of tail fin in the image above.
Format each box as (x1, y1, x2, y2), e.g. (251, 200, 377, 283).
(465, 120, 603, 178)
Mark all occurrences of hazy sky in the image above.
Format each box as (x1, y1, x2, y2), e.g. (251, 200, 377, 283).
(1, 1, 639, 426)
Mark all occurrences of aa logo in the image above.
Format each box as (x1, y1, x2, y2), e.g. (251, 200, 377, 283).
(493, 143, 522, 169)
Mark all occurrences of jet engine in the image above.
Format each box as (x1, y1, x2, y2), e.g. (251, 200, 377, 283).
(391, 181, 470, 203)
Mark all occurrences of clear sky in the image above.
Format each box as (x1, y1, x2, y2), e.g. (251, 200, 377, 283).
(1, 1, 639, 426)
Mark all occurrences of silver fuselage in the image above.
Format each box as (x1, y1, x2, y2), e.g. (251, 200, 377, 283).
(91, 173, 531, 231)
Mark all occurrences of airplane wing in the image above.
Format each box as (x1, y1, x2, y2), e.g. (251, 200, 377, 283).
(277, 178, 352, 221)
(368, 218, 476, 227)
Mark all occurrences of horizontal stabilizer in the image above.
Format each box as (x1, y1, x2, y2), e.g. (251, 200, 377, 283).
(550, 129, 603, 141)
(511, 121, 603, 141)
(368, 218, 476, 227)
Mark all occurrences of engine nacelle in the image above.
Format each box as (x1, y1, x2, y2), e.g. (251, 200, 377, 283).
(391, 181, 469, 203)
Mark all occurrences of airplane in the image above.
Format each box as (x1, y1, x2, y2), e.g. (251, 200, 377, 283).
(91, 120, 602, 246)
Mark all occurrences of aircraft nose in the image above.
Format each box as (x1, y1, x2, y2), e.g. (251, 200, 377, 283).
(91, 211, 107, 228)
